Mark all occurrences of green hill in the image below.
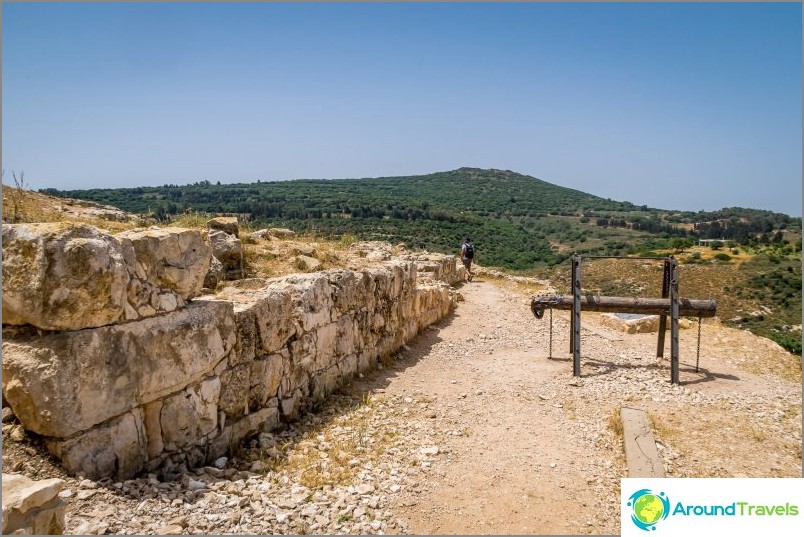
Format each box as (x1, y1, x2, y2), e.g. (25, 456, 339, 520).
(42, 167, 799, 270)
(36, 167, 804, 355)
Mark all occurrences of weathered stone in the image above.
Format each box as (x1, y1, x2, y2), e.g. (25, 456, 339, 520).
(46, 409, 147, 480)
(3, 254, 458, 481)
(2, 223, 129, 330)
(159, 377, 221, 451)
(267, 228, 295, 239)
(204, 256, 225, 290)
(116, 227, 212, 299)
(219, 365, 251, 420)
(285, 274, 334, 331)
(1, 473, 65, 535)
(2, 301, 235, 437)
(214, 285, 296, 363)
(249, 229, 273, 241)
(208, 230, 243, 273)
(249, 355, 283, 409)
(207, 217, 239, 237)
(293, 255, 322, 272)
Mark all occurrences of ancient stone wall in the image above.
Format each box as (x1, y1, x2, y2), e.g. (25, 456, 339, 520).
(2, 224, 459, 480)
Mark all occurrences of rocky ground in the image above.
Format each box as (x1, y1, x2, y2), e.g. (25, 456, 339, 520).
(2, 275, 801, 535)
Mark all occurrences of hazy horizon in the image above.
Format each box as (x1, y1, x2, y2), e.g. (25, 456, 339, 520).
(2, 2, 801, 216)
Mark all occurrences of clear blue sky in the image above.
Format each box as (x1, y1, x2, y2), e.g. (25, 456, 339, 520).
(2, 2, 801, 216)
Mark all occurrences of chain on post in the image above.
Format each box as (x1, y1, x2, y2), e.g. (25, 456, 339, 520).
(696, 313, 702, 372)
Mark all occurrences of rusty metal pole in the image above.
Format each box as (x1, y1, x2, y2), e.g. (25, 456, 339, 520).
(569, 258, 577, 354)
(670, 258, 680, 384)
(572, 255, 582, 377)
(657, 257, 671, 357)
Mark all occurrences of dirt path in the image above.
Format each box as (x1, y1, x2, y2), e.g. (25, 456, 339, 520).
(345, 278, 625, 534)
(341, 276, 800, 535)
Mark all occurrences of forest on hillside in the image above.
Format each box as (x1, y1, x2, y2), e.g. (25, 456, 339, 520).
(42, 168, 801, 270)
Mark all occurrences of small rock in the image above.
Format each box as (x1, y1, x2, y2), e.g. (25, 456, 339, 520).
(420, 446, 439, 456)
(214, 456, 228, 469)
(9, 425, 26, 442)
(1, 406, 15, 423)
(159, 524, 184, 535)
(58, 489, 74, 499)
(76, 489, 98, 500)
(186, 478, 206, 491)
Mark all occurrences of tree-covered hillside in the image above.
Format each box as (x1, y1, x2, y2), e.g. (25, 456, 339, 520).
(42, 168, 800, 270)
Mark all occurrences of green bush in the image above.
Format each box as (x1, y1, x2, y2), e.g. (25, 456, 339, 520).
(714, 253, 731, 262)
(769, 332, 802, 356)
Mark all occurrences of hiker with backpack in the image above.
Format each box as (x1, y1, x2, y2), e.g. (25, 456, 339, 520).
(460, 236, 475, 282)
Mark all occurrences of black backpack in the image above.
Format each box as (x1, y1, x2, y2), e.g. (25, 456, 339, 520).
(464, 243, 474, 259)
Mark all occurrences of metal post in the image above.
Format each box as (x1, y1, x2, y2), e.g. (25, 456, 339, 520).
(670, 258, 680, 384)
(572, 255, 582, 377)
(657, 258, 671, 357)
(570, 259, 577, 354)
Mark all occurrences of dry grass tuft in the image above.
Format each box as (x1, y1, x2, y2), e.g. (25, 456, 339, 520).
(257, 394, 396, 490)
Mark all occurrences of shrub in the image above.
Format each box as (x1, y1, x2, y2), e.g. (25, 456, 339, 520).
(714, 253, 731, 262)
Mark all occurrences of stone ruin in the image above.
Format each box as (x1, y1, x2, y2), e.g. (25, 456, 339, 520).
(1, 222, 463, 482)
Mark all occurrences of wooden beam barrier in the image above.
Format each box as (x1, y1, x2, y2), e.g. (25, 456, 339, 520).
(531, 295, 717, 318)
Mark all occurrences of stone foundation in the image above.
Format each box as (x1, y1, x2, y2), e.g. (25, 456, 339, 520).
(2, 224, 459, 480)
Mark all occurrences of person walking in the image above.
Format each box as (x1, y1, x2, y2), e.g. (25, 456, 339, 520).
(460, 236, 475, 282)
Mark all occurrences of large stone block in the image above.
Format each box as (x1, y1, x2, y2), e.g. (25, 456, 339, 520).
(1, 473, 65, 535)
(213, 284, 296, 363)
(117, 227, 212, 298)
(218, 364, 251, 420)
(2, 223, 130, 330)
(206, 216, 239, 237)
(158, 377, 220, 452)
(248, 354, 283, 410)
(2, 301, 235, 438)
(284, 274, 334, 331)
(46, 409, 147, 480)
(208, 230, 243, 275)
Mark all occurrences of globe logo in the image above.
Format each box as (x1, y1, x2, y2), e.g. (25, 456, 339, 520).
(627, 489, 670, 531)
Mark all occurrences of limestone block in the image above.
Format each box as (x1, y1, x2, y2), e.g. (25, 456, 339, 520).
(292, 255, 322, 272)
(203, 256, 225, 290)
(143, 401, 164, 459)
(213, 285, 296, 363)
(159, 377, 220, 452)
(2, 301, 235, 438)
(249, 355, 283, 409)
(249, 229, 272, 241)
(208, 230, 243, 272)
(1, 473, 65, 535)
(206, 216, 239, 237)
(218, 365, 251, 420)
(1, 223, 130, 330)
(46, 409, 147, 480)
(311, 365, 341, 402)
(337, 354, 359, 379)
(230, 407, 280, 446)
(285, 274, 334, 331)
(313, 323, 338, 371)
(116, 227, 212, 299)
(335, 315, 359, 356)
(267, 228, 295, 239)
